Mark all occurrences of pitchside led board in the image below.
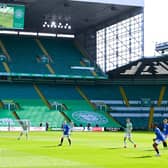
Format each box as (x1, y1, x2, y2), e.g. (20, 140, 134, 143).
(0, 3, 25, 29)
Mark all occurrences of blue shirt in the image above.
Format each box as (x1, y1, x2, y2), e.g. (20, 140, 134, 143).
(163, 123, 168, 135)
(155, 127, 165, 141)
(63, 124, 70, 135)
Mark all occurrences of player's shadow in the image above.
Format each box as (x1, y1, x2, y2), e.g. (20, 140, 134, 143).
(105, 147, 123, 150)
(144, 149, 154, 151)
(131, 155, 152, 158)
(41, 145, 57, 148)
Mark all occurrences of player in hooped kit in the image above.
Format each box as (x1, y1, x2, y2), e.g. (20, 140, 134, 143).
(152, 123, 167, 156)
(17, 120, 29, 140)
(124, 118, 136, 148)
(58, 121, 71, 146)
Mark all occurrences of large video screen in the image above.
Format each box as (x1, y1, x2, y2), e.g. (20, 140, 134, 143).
(0, 3, 25, 29)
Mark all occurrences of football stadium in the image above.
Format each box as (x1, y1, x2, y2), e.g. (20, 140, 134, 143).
(0, 0, 168, 167)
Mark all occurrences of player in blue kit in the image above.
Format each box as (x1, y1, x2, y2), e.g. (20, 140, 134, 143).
(58, 121, 71, 146)
(152, 123, 167, 156)
(163, 118, 168, 138)
(162, 118, 168, 148)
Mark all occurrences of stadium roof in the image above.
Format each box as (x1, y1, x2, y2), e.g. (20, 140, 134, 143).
(1, 0, 143, 34)
(107, 55, 168, 79)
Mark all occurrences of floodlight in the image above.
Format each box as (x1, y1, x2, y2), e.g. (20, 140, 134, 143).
(51, 21, 56, 25)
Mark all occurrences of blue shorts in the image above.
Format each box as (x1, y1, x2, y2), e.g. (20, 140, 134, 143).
(155, 137, 166, 144)
(63, 132, 70, 137)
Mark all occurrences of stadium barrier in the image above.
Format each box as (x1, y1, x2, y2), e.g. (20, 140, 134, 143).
(73, 127, 104, 132)
(50, 127, 105, 132)
(0, 126, 120, 132)
(71, 127, 118, 132)
(92, 127, 104, 132)
(0, 126, 46, 132)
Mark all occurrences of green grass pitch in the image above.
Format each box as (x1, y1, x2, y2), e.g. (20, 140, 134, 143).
(0, 131, 168, 168)
(0, 13, 13, 28)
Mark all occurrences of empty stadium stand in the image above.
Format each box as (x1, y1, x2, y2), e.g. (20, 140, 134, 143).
(1, 35, 168, 130)
(0, 35, 106, 79)
(0, 82, 121, 128)
(0, 1, 145, 133)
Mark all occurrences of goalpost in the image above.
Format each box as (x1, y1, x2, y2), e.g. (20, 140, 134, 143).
(0, 119, 30, 131)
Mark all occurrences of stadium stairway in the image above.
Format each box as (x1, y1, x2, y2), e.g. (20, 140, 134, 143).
(35, 39, 53, 63)
(0, 99, 64, 128)
(0, 109, 16, 120)
(0, 39, 12, 61)
(148, 86, 166, 129)
(45, 63, 55, 74)
(119, 86, 130, 107)
(79, 60, 97, 77)
(1, 36, 50, 74)
(74, 40, 94, 66)
(0, 83, 65, 128)
(40, 38, 98, 77)
(0, 100, 4, 108)
(0, 35, 106, 78)
(74, 40, 104, 77)
(2, 82, 168, 130)
(33, 84, 52, 110)
(2, 62, 11, 72)
(12, 111, 21, 121)
(35, 39, 55, 74)
(148, 106, 154, 129)
(81, 84, 168, 130)
(60, 86, 120, 128)
(75, 86, 96, 110)
(35, 84, 121, 128)
(16, 100, 64, 127)
(0, 100, 20, 125)
(0, 40, 11, 72)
